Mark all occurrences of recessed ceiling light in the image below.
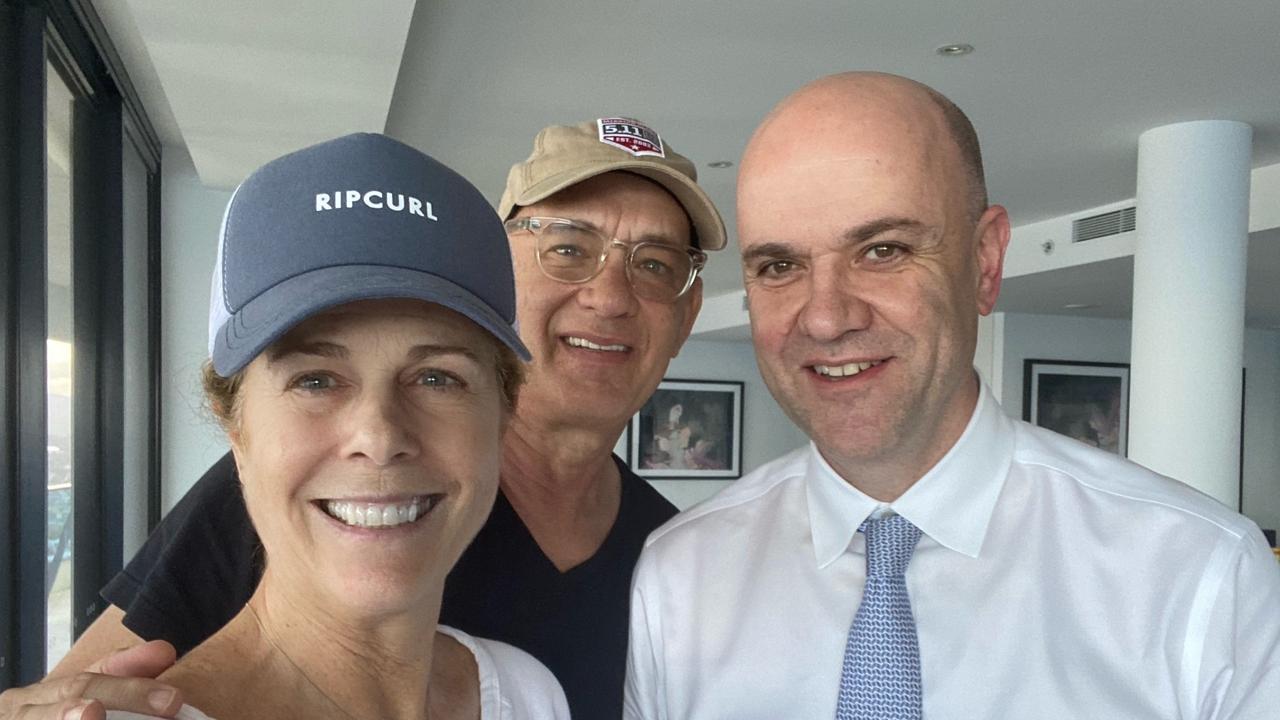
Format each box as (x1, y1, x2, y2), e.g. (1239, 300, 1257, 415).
(935, 43, 974, 57)
(1063, 303, 1097, 310)
(707, 160, 734, 169)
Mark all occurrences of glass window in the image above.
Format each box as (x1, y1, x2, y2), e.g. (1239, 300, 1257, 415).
(45, 58, 76, 672)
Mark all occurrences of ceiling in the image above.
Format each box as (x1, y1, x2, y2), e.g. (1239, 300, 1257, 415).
(998, 227, 1280, 329)
(93, 0, 1280, 323)
(97, 0, 417, 187)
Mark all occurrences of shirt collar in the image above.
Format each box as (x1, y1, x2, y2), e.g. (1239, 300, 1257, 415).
(806, 382, 1014, 567)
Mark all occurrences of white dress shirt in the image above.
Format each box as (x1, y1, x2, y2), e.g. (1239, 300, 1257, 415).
(625, 384, 1280, 719)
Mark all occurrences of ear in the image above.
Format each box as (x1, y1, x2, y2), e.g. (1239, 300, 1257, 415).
(972, 205, 1010, 316)
(673, 277, 704, 356)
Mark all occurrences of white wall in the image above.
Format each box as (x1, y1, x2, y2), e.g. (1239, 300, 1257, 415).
(999, 312, 1280, 531)
(974, 313, 1003, 404)
(160, 148, 233, 510)
(643, 339, 807, 510)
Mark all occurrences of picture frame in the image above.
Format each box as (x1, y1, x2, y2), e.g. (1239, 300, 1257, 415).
(630, 379, 743, 479)
(1023, 360, 1130, 456)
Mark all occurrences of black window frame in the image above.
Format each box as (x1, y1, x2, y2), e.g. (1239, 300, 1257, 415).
(1, 0, 163, 686)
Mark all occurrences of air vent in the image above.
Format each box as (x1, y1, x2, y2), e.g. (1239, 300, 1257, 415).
(1072, 206, 1135, 243)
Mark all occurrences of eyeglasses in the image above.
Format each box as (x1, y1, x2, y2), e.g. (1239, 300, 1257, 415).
(504, 216, 706, 303)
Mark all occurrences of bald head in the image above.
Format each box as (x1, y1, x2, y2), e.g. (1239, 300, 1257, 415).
(742, 72, 987, 222)
(735, 72, 1011, 492)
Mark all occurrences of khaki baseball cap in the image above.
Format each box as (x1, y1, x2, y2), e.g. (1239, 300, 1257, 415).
(499, 117, 727, 250)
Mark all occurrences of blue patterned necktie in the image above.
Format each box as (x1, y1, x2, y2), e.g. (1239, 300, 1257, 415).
(834, 514, 924, 720)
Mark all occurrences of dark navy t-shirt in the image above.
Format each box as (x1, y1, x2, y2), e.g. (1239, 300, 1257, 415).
(103, 451, 677, 720)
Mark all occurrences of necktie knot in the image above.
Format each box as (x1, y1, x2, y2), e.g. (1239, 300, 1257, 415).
(859, 514, 922, 579)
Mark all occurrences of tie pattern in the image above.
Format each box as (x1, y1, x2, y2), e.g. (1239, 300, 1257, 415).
(834, 514, 924, 720)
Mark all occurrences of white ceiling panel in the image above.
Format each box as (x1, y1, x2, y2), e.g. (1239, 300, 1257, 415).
(120, 0, 417, 188)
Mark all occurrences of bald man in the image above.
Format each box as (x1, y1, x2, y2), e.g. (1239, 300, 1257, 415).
(624, 73, 1280, 719)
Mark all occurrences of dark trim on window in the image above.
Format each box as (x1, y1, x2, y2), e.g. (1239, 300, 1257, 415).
(147, 170, 163, 531)
(71, 90, 124, 635)
(0, 0, 51, 687)
(43, 0, 109, 100)
(3, 0, 163, 685)
(66, 0, 160, 169)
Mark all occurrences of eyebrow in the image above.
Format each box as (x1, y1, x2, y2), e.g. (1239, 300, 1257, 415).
(843, 217, 927, 244)
(554, 217, 686, 248)
(267, 340, 347, 364)
(741, 242, 794, 264)
(266, 341, 482, 365)
(742, 217, 927, 263)
(405, 344, 482, 364)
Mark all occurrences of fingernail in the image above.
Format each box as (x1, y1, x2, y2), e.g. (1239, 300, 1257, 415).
(149, 688, 178, 712)
(64, 700, 91, 720)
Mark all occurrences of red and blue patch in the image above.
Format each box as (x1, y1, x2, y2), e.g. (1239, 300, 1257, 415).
(597, 117, 666, 157)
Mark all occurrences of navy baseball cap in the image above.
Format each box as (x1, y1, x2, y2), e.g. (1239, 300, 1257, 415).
(208, 132, 531, 377)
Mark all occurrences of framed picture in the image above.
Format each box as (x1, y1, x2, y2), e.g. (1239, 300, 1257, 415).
(1023, 360, 1129, 456)
(631, 379, 743, 479)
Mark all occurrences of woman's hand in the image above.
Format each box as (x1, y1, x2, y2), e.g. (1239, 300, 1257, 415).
(0, 641, 182, 720)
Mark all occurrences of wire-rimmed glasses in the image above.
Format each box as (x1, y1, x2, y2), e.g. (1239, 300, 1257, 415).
(504, 216, 706, 302)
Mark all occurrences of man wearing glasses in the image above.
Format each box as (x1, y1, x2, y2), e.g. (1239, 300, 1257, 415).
(5, 119, 723, 720)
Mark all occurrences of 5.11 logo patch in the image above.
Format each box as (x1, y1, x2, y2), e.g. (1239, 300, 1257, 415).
(597, 117, 666, 157)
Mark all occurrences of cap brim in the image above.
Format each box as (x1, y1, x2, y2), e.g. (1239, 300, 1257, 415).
(504, 160, 727, 251)
(211, 264, 531, 376)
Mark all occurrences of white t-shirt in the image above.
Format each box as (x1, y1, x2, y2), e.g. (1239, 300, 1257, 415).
(625, 383, 1280, 719)
(442, 625, 571, 720)
(107, 626, 569, 720)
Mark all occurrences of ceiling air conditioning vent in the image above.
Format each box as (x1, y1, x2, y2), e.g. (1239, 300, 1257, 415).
(1072, 206, 1135, 243)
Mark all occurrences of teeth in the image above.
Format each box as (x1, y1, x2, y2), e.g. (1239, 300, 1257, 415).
(322, 497, 432, 529)
(566, 336, 628, 352)
(813, 360, 883, 378)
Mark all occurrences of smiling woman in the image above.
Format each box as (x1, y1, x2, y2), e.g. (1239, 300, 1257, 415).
(100, 133, 567, 720)
(214, 302, 512, 620)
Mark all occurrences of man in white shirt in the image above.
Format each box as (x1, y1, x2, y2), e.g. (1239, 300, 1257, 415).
(624, 72, 1280, 719)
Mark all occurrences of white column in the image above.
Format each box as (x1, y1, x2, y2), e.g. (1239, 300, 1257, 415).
(1129, 121, 1251, 507)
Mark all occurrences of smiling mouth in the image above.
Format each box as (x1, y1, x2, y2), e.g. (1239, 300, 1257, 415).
(563, 336, 630, 353)
(811, 359, 885, 378)
(318, 495, 443, 529)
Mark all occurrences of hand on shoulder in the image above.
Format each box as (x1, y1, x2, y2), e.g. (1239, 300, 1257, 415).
(0, 641, 182, 720)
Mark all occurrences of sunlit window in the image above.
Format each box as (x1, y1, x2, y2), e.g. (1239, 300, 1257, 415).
(45, 60, 76, 672)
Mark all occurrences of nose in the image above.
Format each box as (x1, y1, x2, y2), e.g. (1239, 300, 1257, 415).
(342, 388, 420, 465)
(795, 259, 872, 343)
(576, 242, 639, 317)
